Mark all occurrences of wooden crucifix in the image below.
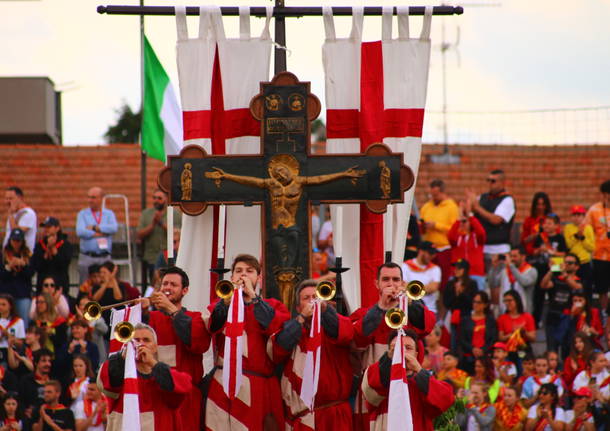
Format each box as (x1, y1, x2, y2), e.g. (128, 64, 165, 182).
(158, 72, 414, 308)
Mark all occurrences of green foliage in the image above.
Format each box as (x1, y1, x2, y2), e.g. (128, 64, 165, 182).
(311, 118, 326, 141)
(434, 398, 465, 431)
(104, 102, 142, 144)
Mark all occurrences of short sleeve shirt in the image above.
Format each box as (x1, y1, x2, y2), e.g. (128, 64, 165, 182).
(137, 207, 182, 263)
(3, 207, 37, 251)
(496, 313, 536, 335)
(483, 196, 515, 254)
(527, 405, 565, 429)
(0, 317, 25, 348)
(73, 400, 105, 431)
(31, 405, 75, 431)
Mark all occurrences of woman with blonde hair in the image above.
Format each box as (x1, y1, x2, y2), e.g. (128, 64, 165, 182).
(32, 292, 67, 353)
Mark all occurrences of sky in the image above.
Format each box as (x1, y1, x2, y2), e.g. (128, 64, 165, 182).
(2, 0, 610, 145)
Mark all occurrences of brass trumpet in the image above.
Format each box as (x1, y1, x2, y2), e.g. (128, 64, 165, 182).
(315, 280, 336, 301)
(404, 280, 426, 301)
(83, 299, 141, 321)
(114, 321, 135, 343)
(385, 307, 406, 329)
(214, 279, 238, 299)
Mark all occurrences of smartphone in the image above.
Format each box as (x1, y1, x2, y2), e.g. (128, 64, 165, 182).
(589, 376, 597, 385)
(498, 254, 506, 262)
(550, 257, 564, 272)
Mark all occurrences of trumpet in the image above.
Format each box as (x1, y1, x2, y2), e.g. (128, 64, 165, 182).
(404, 280, 426, 301)
(214, 279, 238, 299)
(83, 299, 141, 321)
(114, 321, 135, 343)
(385, 307, 406, 329)
(315, 280, 336, 301)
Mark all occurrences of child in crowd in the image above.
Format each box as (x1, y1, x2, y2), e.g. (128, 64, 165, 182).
(423, 325, 447, 374)
(563, 332, 593, 391)
(437, 351, 469, 389)
(0, 392, 26, 431)
(572, 352, 610, 400)
(565, 387, 595, 431)
(492, 342, 517, 387)
(493, 385, 527, 430)
(525, 383, 566, 431)
(521, 355, 564, 408)
(517, 354, 536, 394)
(0, 294, 25, 369)
(456, 382, 496, 431)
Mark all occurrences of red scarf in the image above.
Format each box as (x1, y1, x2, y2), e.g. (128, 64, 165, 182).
(0, 365, 4, 381)
(539, 232, 552, 249)
(34, 373, 49, 385)
(42, 403, 67, 411)
(69, 377, 88, 399)
(35, 316, 66, 329)
(466, 402, 490, 414)
(404, 259, 435, 272)
(0, 316, 20, 332)
(506, 262, 532, 285)
(494, 400, 525, 429)
(572, 412, 593, 431)
(83, 399, 104, 426)
(2, 418, 19, 426)
(38, 238, 65, 253)
(25, 347, 33, 362)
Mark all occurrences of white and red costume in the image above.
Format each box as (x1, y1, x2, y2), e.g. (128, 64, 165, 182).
(206, 297, 289, 430)
(148, 309, 211, 430)
(268, 307, 354, 430)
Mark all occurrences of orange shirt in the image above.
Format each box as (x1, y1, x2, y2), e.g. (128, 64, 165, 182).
(584, 202, 610, 261)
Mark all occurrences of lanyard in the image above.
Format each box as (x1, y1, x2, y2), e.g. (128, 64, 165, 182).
(90, 208, 102, 226)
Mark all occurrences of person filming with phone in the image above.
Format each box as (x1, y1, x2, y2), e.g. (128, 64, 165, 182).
(540, 253, 583, 356)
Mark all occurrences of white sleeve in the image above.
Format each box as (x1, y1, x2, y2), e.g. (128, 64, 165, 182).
(507, 363, 517, 376)
(18, 209, 37, 230)
(572, 371, 587, 390)
(431, 266, 442, 283)
(563, 410, 574, 423)
(13, 319, 25, 339)
(73, 401, 86, 420)
(318, 221, 332, 241)
(527, 405, 538, 419)
(554, 407, 566, 423)
(494, 197, 515, 223)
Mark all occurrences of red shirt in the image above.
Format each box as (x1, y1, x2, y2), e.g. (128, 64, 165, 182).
(521, 216, 544, 256)
(471, 317, 486, 348)
(496, 313, 536, 335)
(447, 216, 486, 276)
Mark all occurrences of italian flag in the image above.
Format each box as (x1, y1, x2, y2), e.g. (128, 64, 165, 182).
(142, 35, 183, 161)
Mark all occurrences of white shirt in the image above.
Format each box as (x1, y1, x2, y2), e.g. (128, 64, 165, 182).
(564, 410, 594, 425)
(73, 399, 104, 431)
(573, 369, 610, 399)
(527, 405, 566, 430)
(482, 196, 515, 254)
(318, 220, 334, 260)
(401, 259, 441, 314)
(0, 316, 25, 348)
(466, 413, 481, 431)
(3, 206, 37, 251)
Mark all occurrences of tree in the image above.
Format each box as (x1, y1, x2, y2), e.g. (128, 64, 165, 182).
(104, 102, 141, 143)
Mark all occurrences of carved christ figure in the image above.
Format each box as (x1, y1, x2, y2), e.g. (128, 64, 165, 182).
(205, 154, 366, 268)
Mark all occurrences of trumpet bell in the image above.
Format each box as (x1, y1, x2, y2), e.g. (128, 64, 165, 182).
(83, 301, 102, 321)
(316, 281, 336, 301)
(385, 307, 406, 329)
(405, 280, 426, 301)
(215, 280, 235, 299)
(114, 321, 135, 343)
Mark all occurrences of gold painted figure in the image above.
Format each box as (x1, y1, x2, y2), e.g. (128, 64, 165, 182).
(181, 162, 193, 200)
(379, 160, 391, 198)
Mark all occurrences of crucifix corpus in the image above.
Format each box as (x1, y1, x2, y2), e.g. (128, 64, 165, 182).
(158, 72, 414, 309)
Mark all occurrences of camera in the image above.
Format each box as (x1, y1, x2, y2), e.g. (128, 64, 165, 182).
(607, 231, 610, 240)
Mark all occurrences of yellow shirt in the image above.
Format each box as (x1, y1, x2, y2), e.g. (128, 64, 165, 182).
(563, 223, 595, 264)
(420, 198, 459, 249)
(584, 202, 610, 261)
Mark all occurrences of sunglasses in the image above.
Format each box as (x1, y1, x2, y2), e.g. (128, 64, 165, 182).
(43, 283, 55, 287)
(486, 178, 497, 183)
(539, 391, 550, 395)
(564, 261, 577, 265)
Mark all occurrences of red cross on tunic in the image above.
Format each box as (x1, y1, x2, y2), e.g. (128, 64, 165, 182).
(325, 41, 425, 307)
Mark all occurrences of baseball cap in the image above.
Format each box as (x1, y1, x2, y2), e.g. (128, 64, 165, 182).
(492, 342, 508, 351)
(40, 216, 60, 227)
(570, 205, 586, 215)
(573, 387, 592, 398)
(418, 241, 437, 254)
(9, 228, 25, 241)
(451, 259, 470, 270)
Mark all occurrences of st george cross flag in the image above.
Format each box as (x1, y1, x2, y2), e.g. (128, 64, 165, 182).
(323, 6, 433, 311)
(174, 6, 273, 312)
(300, 300, 322, 409)
(222, 288, 245, 399)
(142, 35, 183, 162)
(388, 330, 413, 431)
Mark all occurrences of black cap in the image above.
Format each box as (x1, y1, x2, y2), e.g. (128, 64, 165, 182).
(452, 258, 470, 270)
(418, 241, 437, 254)
(9, 228, 25, 241)
(40, 216, 60, 227)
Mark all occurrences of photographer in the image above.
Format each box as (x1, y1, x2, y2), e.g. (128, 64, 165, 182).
(32, 217, 73, 295)
(540, 253, 583, 356)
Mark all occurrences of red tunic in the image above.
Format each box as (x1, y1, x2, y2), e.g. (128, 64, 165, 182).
(448, 216, 486, 276)
(496, 313, 536, 336)
(350, 303, 436, 431)
(362, 361, 455, 431)
(99, 360, 192, 431)
(206, 298, 290, 431)
(148, 309, 211, 430)
(268, 312, 354, 431)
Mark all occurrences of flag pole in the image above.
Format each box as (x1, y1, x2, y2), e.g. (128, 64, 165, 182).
(139, 0, 148, 293)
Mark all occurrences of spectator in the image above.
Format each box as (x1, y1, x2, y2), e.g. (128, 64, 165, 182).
(0, 392, 27, 431)
(465, 357, 501, 404)
(63, 355, 94, 412)
(493, 385, 527, 430)
(7, 326, 45, 378)
(456, 382, 496, 431)
(0, 294, 25, 369)
(583, 179, 610, 311)
(448, 199, 486, 290)
(31, 380, 74, 431)
(541, 253, 584, 355)
(420, 179, 460, 289)
(572, 352, 609, 399)
(492, 342, 517, 387)
(317, 206, 334, 263)
(497, 291, 536, 362)
(562, 332, 593, 391)
(91, 262, 124, 327)
(31, 217, 73, 294)
(437, 351, 469, 388)
(32, 293, 67, 354)
(75, 187, 118, 284)
(517, 354, 536, 394)
(444, 258, 479, 349)
(423, 325, 447, 374)
(153, 227, 181, 275)
(28, 277, 70, 321)
(4, 187, 37, 253)
(524, 383, 566, 431)
(565, 387, 595, 431)
(55, 321, 99, 379)
(73, 382, 106, 431)
(404, 210, 422, 261)
(521, 356, 564, 407)
(310, 205, 320, 250)
(564, 205, 595, 295)
(459, 291, 497, 374)
(545, 351, 561, 379)
(78, 265, 101, 299)
(18, 349, 53, 418)
(0, 229, 34, 327)
(311, 249, 335, 284)
(136, 189, 181, 288)
(568, 290, 602, 350)
(521, 192, 553, 258)
(467, 169, 516, 268)
(402, 241, 441, 315)
(499, 246, 538, 314)
(73, 296, 107, 362)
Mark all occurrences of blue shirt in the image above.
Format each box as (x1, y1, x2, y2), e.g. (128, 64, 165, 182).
(76, 207, 118, 253)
